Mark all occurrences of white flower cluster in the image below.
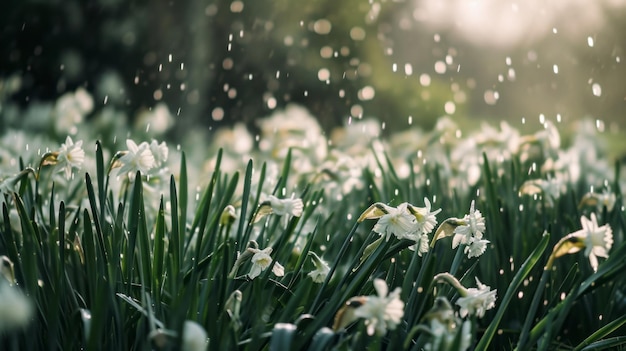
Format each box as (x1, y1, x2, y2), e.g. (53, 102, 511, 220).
(360, 198, 442, 256)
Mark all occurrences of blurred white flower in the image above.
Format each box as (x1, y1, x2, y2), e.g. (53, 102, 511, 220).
(579, 190, 616, 212)
(353, 278, 405, 336)
(452, 200, 486, 249)
(0, 282, 34, 333)
(135, 103, 174, 135)
(54, 88, 94, 135)
(247, 247, 284, 280)
(116, 139, 155, 177)
(268, 194, 303, 217)
(149, 139, 169, 167)
(253, 194, 304, 223)
(56, 136, 85, 180)
(307, 251, 330, 283)
(182, 320, 208, 351)
(573, 213, 613, 272)
(455, 277, 497, 318)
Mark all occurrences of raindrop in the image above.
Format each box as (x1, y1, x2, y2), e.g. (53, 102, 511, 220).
(317, 68, 330, 81)
(505, 57, 512, 66)
(587, 36, 594, 47)
(408, 116, 413, 125)
(484, 90, 499, 105)
(211, 107, 224, 121)
(230, 1, 244, 13)
(552, 27, 558, 34)
(350, 27, 366, 41)
(552, 64, 559, 74)
(518, 291, 524, 299)
(168, 54, 172, 62)
(358, 86, 375, 101)
(434, 61, 446, 74)
(596, 119, 605, 132)
(507, 68, 516, 81)
(313, 19, 332, 35)
(320, 46, 333, 59)
(404, 63, 413, 75)
(444, 101, 456, 114)
(419, 74, 431, 86)
(392, 63, 397, 72)
(592, 83, 602, 96)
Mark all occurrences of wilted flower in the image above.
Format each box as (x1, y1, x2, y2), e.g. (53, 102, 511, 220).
(248, 246, 285, 280)
(352, 278, 405, 336)
(307, 251, 330, 283)
(182, 320, 208, 351)
(115, 139, 156, 177)
(56, 136, 85, 180)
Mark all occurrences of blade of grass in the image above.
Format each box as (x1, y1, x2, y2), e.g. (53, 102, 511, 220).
(476, 231, 550, 350)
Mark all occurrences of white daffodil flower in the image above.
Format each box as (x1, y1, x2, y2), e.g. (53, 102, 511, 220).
(116, 139, 156, 177)
(455, 277, 497, 318)
(149, 139, 169, 167)
(407, 232, 430, 256)
(464, 237, 490, 259)
(452, 200, 486, 249)
(372, 202, 418, 241)
(407, 197, 442, 236)
(56, 136, 85, 180)
(267, 194, 304, 217)
(353, 278, 405, 336)
(307, 251, 330, 283)
(247, 247, 285, 280)
(573, 213, 613, 272)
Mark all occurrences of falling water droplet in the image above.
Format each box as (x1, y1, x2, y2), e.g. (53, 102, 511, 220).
(592, 83, 602, 96)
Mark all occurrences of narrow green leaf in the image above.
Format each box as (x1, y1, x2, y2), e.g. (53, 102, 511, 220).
(476, 231, 550, 350)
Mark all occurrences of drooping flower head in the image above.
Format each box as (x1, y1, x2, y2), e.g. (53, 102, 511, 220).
(247, 246, 285, 280)
(308, 251, 330, 283)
